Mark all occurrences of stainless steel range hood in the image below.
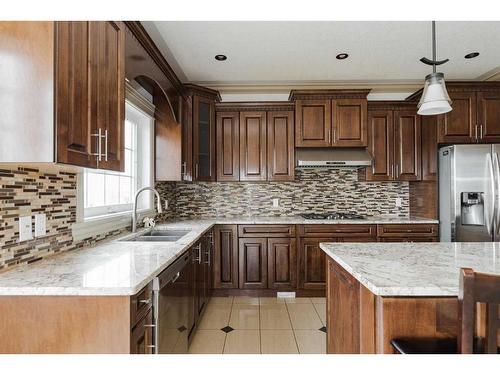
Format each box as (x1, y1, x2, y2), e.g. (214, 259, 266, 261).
(296, 148, 372, 168)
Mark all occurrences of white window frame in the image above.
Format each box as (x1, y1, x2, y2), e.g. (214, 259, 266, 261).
(73, 95, 155, 241)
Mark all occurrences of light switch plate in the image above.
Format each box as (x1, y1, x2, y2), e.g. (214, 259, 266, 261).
(34, 214, 47, 237)
(395, 197, 403, 207)
(272, 198, 280, 207)
(18, 215, 33, 242)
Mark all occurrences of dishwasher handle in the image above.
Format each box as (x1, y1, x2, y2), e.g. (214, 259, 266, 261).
(170, 272, 180, 284)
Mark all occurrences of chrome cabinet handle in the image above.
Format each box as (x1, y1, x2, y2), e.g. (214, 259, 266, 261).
(181, 162, 187, 178)
(391, 164, 394, 179)
(195, 163, 199, 179)
(480, 124, 484, 140)
(139, 299, 151, 304)
(104, 129, 108, 161)
(395, 164, 399, 179)
(332, 127, 336, 144)
(91, 128, 103, 161)
(143, 324, 156, 328)
(193, 243, 202, 263)
(475, 124, 478, 141)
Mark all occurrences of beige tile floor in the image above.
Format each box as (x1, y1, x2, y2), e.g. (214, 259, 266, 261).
(188, 296, 326, 354)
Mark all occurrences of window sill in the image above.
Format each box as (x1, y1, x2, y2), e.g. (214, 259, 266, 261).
(72, 209, 156, 242)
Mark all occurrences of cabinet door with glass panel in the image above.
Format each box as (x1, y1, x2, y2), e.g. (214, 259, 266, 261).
(192, 95, 216, 181)
(84, 102, 154, 219)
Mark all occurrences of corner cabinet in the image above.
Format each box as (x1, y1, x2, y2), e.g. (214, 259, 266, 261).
(56, 21, 125, 171)
(182, 84, 220, 181)
(290, 90, 369, 147)
(215, 103, 295, 182)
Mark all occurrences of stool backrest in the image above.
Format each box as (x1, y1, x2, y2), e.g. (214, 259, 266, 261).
(458, 268, 500, 354)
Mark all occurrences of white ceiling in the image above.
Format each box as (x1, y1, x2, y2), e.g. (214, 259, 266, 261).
(143, 21, 500, 88)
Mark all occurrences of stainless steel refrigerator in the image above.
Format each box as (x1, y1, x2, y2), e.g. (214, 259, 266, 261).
(439, 144, 500, 242)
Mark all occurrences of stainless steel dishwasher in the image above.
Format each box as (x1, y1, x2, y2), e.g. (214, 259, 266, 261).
(152, 250, 193, 354)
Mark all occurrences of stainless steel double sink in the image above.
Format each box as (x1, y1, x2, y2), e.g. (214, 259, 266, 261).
(121, 229, 191, 242)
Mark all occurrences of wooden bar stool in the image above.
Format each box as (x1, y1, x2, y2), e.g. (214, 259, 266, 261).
(391, 268, 500, 354)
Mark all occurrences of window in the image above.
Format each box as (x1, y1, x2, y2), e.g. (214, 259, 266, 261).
(83, 102, 154, 219)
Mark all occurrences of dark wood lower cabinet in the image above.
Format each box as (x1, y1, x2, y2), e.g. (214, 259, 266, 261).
(239, 238, 268, 289)
(130, 309, 154, 354)
(213, 225, 239, 289)
(267, 238, 297, 289)
(298, 237, 331, 290)
(211, 224, 438, 295)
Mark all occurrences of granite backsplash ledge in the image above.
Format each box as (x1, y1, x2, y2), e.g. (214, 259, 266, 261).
(156, 168, 409, 219)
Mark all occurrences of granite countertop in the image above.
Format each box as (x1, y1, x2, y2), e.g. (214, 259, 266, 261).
(320, 242, 500, 297)
(0, 215, 438, 296)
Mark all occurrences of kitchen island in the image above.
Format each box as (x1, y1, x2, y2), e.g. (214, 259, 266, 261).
(320, 242, 500, 354)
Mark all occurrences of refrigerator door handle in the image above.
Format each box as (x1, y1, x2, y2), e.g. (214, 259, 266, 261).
(485, 153, 496, 236)
(493, 152, 500, 236)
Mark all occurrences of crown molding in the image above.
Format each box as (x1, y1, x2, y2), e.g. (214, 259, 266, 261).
(216, 101, 294, 112)
(191, 80, 423, 94)
(124, 21, 183, 95)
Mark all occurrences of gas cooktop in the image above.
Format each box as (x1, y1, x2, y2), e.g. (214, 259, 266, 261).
(300, 212, 366, 220)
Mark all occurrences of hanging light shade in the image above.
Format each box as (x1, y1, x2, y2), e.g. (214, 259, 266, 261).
(417, 72, 452, 115)
(417, 21, 452, 116)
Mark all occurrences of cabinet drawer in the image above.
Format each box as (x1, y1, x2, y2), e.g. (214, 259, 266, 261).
(378, 236, 439, 243)
(377, 224, 438, 238)
(130, 283, 153, 329)
(297, 224, 377, 238)
(238, 224, 295, 237)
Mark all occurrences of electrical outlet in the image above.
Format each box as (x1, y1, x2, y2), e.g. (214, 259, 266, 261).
(395, 197, 403, 207)
(18, 215, 33, 242)
(277, 291, 295, 298)
(272, 198, 280, 207)
(34, 214, 46, 237)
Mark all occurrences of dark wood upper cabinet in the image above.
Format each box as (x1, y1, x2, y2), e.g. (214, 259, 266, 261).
(183, 84, 220, 182)
(89, 21, 125, 171)
(290, 90, 369, 148)
(239, 111, 267, 181)
(362, 103, 421, 182)
(477, 91, 500, 142)
(193, 96, 216, 181)
(406, 83, 500, 145)
(333, 99, 368, 147)
(239, 238, 268, 289)
(267, 238, 297, 290)
(393, 110, 421, 181)
(213, 225, 239, 289)
(295, 99, 331, 147)
(216, 112, 240, 181)
(364, 110, 394, 181)
(56, 21, 125, 171)
(267, 111, 295, 181)
(421, 116, 438, 181)
(437, 91, 476, 144)
(55, 21, 95, 169)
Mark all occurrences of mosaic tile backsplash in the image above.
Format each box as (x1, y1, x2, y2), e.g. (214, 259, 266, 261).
(0, 165, 123, 271)
(156, 168, 409, 219)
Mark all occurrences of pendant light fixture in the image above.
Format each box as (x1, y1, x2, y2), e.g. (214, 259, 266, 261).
(417, 21, 452, 116)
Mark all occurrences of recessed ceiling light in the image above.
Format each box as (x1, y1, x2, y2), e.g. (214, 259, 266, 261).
(464, 52, 480, 59)
(215, 54, 227, 61)
(336, 53, 349, 60)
